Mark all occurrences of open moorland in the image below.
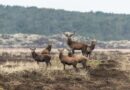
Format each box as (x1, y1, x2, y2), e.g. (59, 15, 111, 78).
(0, 49, 130, 90)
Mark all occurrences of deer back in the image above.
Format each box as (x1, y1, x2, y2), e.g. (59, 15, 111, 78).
(41, 44, 52, 54)
(58, 49, 77, 63)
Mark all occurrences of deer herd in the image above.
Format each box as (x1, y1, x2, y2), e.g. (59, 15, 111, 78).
(30, 32, 97, 71)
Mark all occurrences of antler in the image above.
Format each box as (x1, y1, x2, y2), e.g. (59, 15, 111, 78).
(64, 32, 75, 37)
(63, 32, 69, 37)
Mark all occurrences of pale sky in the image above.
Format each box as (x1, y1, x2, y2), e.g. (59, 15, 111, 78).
(0, 0, 130, 14)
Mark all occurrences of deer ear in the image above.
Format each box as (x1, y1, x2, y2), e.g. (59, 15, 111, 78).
(69, 31, 75, 37)
(63, 32, 68, 37)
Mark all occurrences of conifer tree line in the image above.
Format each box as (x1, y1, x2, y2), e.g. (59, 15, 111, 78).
(0, 5, 130, 40)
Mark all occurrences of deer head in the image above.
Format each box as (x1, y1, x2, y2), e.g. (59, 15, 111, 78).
(30, 48, 36, 53)
(66, 48, 73, 57)
(88, 38, 97, 50)
(47, 42, 52, 50)
(91, 38, 97, 45)
(58, 48, 64, 53)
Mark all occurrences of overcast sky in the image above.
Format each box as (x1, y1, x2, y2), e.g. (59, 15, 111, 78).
(0, 0, 130, 14)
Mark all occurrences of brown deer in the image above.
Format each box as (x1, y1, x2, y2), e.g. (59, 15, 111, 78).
(41, 43, 52, 54)
(58, 48, 87, 71)
(30, 48, 51, 69)
(66, 48, 88, 69)
(64, 32, 87, 55)
(85, 39, 96, 59)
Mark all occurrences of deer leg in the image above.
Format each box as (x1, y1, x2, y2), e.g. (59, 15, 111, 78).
(45, 62, 49, 70)
(89, 53, 92, 60)
(82, 49, 85, 56)
(81, 50, 84, 55)
(81, 60, 87, 70)
(81, 48, 85, 55)
(37, 61, 39, 65)
(49, 62, 52, 66)
(73, 63, 79, 72)
(72, 49, 75, 54)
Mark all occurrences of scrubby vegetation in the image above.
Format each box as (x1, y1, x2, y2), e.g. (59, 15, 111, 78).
(1, 33, 130, 48)
(0, 51, 130, 90)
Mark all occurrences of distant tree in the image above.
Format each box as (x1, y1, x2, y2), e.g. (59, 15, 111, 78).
(0, 5, 130, 40)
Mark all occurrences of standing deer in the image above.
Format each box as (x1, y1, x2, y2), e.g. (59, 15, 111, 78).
(30, 48, 51, 69)
(66, 48, 88, 70)
(58, 48, 88, 71)
(85, 39, 96, 59)
(64, 32, 87, 55)
(41, 43, 52, 54)
(58, 48, 78, 71)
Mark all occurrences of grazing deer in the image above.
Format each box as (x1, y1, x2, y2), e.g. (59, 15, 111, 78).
(85, 39, 96, 59)
(41, 43, 52, 54)
(58, 49, 88, 71)
(30, 48, 51, 69)
(64, 32, 87, 55)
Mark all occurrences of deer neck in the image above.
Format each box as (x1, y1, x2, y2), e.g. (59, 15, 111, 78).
(59, 52, 63, 60)
(32, 51, 38, 58)
(67, 38, 73, 46)
(91, 43, 95, 50)
(68, 52, 73, 57)
(46, 45, 52, 51)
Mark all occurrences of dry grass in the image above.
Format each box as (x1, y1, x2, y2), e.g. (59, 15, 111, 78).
(0, 61, 40, 74)
(0, 51, 130, 90)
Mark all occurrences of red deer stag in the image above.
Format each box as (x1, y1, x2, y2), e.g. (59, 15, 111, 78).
(64, 32, 87, 55)
(30, 48, 51, 69)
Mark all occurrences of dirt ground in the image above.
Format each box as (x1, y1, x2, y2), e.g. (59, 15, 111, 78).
(0, 51, 130, 90)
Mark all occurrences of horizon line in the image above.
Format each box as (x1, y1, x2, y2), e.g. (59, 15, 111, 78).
(0, 4, 130, 15)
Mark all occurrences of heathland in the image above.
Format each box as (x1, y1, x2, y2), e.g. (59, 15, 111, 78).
(0, 49, 130, 90)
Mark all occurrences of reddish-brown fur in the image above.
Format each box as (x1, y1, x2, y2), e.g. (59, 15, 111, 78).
(58, 49, 87, 71)
(67, 48, 88, 69)
(41, 44, 52, 54)
(85, 40, 96, 58)
(58, 49, 78, 71)
(64, 32, 87, 55)
(30, 48, 51, 69)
